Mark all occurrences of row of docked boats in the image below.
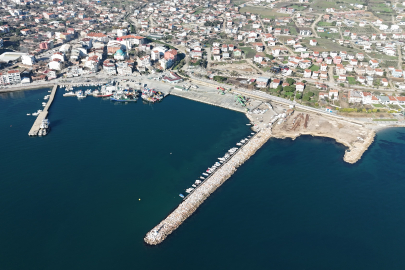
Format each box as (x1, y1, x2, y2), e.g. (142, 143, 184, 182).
(179, 132, 256, 198)
(60, 83, 103, 89)
(38, 119, 50, 136)
(63, 83, 166, 103)
(141, 88, 164, 103)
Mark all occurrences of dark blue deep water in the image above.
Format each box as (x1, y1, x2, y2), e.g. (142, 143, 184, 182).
(1, 87, 405, 270)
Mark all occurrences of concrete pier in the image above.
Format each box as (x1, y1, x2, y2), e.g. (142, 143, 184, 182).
(28, 84, 58, 136)
(144, 127, 273, 245)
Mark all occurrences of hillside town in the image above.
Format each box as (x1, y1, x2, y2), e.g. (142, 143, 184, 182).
(1, 0, 405, 117)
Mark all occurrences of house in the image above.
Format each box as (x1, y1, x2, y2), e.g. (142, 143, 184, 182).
(357, 76, 366, 84)
(138, 55, 151, 68)
(381, 78, 389, 87)
(103, 59, 116, 75)
(162, 72, 183, 84)
(329, 89, 339, 100)
(256, 77, 269, 88)
(233, 49, 242, 58)
(253, 42, 264, 52)
(299, 60, 311, 69)
(295, 82, 305, 92)
(320, 71, 328, 80)
(378, 95, 390, 105)
(388, 96, 398, 104)
(392, 69, 403, 78)
(87, 32, 108, 42)
(299, 29, 312, 36)
(2, 70, 21, 85)
(254, 55, 263, 63)
(369, 59, 379, 68)
(120, 35, 145, 50)
(270, 78, 280, 88)
(309, 39, 317, 46)
(348, 90, 362, 103)
(303, 69, 312, 78)
(333, 56, 342, 65)
(319, 92, 328, 99)
(21, 54, 36, 66)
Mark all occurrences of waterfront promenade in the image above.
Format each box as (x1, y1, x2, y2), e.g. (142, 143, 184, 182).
(144, 127, 273, 245)
(28, 84, 57, 136)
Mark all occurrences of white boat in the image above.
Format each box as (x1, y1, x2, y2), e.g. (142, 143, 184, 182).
(63, 92, 76, 97)
(200, 176, 205, 180)
(40, 119, 50, 130)
(192, 184, 196, 188)
(27, 113, 31, 116)
(202, 173, 208, 176)
(76, 90, 86, 98)
(236, 143, 242, 146)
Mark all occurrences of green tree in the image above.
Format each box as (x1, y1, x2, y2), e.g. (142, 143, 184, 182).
(283, 86, 295, 92)
(286, 78, 295, 85)
(303, 95, 310, 101)
(307, 91, 314, 97)
(276, 85, 283, 93)
(213, 76, 228, 83)
(295, 93, 302, 99)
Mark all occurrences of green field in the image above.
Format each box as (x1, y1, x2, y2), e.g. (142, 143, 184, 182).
(310, 65, 320, 71)
(240, 6, 285, 19)
(373, 118, 397, 121)
(240, 46, 257, 58)
(317, 22, 334, 27)
(347, 76, 356, 84)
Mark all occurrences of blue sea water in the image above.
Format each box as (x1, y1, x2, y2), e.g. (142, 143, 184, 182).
(1, 87, 405, 270)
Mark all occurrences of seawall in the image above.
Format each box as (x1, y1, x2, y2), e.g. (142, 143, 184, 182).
(144, 127, 273, 245)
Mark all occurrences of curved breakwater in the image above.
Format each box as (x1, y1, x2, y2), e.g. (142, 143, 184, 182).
(144, 128, 273, 245)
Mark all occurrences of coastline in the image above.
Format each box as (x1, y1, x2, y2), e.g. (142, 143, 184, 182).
(8, 80, 394, 165)
(269, 129, 376, 164)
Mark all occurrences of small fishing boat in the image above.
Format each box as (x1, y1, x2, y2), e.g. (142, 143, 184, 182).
(202, 173, 208, 176)
(179, 194, 185, 198)
(200, 176, 205, 180)
(27, 113, 31, 116)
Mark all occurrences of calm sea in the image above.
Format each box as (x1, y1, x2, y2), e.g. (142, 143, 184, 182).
(1, 87, 405, 270)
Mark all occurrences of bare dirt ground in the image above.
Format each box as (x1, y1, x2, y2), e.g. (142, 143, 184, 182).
(248, 106, 376, 163)
(210, 63, 255, 74)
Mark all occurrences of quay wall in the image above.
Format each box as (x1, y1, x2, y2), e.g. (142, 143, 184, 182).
(169, 90, 245, 113)
(0, 83, 56, 93)
(144, 128, 273, 245)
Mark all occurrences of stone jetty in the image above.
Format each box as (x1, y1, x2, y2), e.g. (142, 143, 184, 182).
(144, 127, 273, 245)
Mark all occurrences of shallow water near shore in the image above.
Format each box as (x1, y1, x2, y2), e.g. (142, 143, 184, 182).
(1, 87, 405, 270)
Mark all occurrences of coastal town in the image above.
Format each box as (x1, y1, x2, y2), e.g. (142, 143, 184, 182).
(1, 0, 405, 245)
(1, 0, 405, 122)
